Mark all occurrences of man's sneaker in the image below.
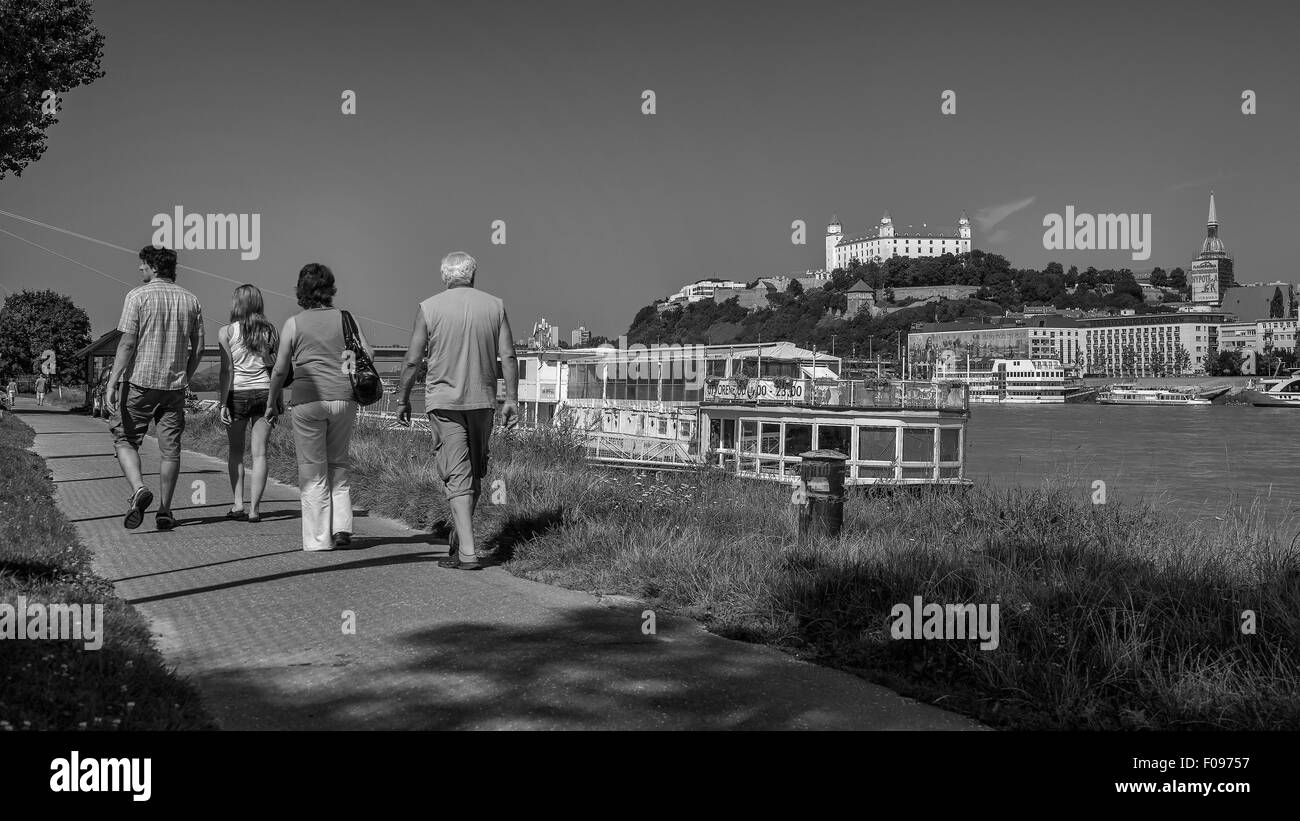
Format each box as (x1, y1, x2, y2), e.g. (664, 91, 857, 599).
(123, 487, 153, 530)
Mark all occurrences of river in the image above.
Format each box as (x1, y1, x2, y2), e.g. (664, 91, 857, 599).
(964, 403, 1299, 519)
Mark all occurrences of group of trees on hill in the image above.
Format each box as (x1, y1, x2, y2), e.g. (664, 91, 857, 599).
(624, 251, 1191, 356)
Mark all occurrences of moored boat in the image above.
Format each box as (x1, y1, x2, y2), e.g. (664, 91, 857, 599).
(1097, 384, 1210, 405)
(1241, 374, 1300, 407)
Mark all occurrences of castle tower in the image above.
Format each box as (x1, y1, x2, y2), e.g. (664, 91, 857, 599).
(825, 214, 842, 271)
(958, 211, 971, 241)
(878, 210, 894, 238)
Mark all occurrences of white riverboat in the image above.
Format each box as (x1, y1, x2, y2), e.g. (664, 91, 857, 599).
(1242, 374, 1300, 407)
(1097, 384, 1210, 405)
(935, 357, 1067, 404)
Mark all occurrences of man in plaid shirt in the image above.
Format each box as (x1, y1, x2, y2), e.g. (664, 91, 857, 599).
(106, 246, 205, 530)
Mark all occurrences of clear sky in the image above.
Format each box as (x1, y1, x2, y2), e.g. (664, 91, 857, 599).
(2, 0, 1297, 344)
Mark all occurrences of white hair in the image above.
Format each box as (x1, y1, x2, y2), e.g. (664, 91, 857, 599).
(440, 251, 477, 287)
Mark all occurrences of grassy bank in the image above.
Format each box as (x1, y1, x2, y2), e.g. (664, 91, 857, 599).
(0, 414, 213, 730)
(185, 410, 1300, 730)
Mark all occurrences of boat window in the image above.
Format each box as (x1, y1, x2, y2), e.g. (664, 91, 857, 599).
(818, 425, 852, 456)
(939, 428, 960, 462)
(709, 418, 722, 450)
(903, 428, 935, 463)
(760, 422, 781, 454)
(858, 427, 897, 462)
(721, 418, 735, 448)
(740, 420, 758, 454)
(858, 465, 895, 480)
(784, 423, 812, 458)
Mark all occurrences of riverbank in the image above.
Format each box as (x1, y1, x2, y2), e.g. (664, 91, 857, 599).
(184, 410, 1300, 730)
(0, 411, 213, 730)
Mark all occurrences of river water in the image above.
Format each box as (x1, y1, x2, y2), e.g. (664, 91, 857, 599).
(964, 403, 1299, 519)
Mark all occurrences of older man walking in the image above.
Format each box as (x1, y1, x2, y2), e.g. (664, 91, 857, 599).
(397, 251, 518, 570)
(106, 246, 204, 531)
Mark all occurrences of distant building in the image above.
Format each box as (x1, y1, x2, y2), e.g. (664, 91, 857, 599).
(570, 326, 591, 347)
(665, 279, 750, 305)
(531, 317, 559, 349)
(845, 279, 876, 315)
(1219, 318, 1298, 355)
(755, 271, 831, 292)
(909, 312, 1229, 376)
(890, 285, 981, 302)
(1189, 192, 1236, 304)
(1219, 283, 1295, 322)
(712, 286, 771, 311)
(827, 211, 972, 272)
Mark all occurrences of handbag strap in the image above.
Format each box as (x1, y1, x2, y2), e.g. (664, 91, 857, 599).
(341, 310, 362, 352)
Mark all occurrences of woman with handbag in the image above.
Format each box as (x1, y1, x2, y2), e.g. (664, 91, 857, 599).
(265, 263, 376, 550)
(217, 284, 280, 523)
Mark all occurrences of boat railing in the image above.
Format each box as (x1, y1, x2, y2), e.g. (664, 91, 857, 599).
(702, 377, 968, 412)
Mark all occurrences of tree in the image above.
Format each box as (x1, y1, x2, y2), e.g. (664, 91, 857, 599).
(1209, 349, 1241, 377)
(1172, 346, 1191, 375)
(1150, 347, 1166, 378)
(1168, 267, 1187, 291)
(0, 290, 92, 382)
(1270, 287, 1285, 319)
(1, 0, 107, 178)
(1149, 267, 1168, 287)
(786, 279, 804, 296)
(1120, 344, 1137, 377)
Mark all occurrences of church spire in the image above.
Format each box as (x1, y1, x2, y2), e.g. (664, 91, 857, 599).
(1199, 190, 1227, 259)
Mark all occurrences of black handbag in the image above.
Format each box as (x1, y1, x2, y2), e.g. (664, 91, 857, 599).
(341, 310, 383, 406)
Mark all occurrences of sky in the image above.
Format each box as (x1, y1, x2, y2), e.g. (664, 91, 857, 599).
(2, 0, 1298, 345)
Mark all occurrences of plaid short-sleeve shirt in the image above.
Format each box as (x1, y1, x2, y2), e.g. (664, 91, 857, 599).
(118, 279, 204, 391)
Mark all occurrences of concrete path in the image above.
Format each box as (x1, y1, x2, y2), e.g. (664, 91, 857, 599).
(17, 400, 983, 730)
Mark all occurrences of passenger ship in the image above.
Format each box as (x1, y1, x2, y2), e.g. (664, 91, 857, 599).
(1242, 373, 1300, 407)
(935, 358, 1067, 404)
(1097, 385, 1210, 405)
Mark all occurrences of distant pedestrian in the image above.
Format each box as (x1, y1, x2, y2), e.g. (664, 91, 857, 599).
(218, 285, 279, 523)
(5, 378, 16, 406)
(34, 375, 47, 405)
(106, 246, 205, 531)
(265, 263, 372, 551)
(397, 251, 518, 570)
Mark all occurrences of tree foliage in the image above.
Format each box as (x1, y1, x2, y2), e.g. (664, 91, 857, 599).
(0, 0, 106, 178)
(0, 289, 93, 381)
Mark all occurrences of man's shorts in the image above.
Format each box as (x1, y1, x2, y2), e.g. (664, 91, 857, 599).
(110, 383, 186, 460)
(226, 389, 273, 421)
(428, 408, 494, 500)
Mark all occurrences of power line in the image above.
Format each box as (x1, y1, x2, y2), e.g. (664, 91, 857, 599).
(0, 226, 223, 332)
(0, 226, 136, 287)
(0, 208, 410, 333)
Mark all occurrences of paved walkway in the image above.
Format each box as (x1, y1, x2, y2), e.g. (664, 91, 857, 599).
(18, 399, 983, 730)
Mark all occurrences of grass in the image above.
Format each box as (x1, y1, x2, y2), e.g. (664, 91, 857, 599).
(184, 410, 1300, 730)
(0, 413, 214, 731)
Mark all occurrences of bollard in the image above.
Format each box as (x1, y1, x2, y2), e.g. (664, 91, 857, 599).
(797, 448, 848, 542)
